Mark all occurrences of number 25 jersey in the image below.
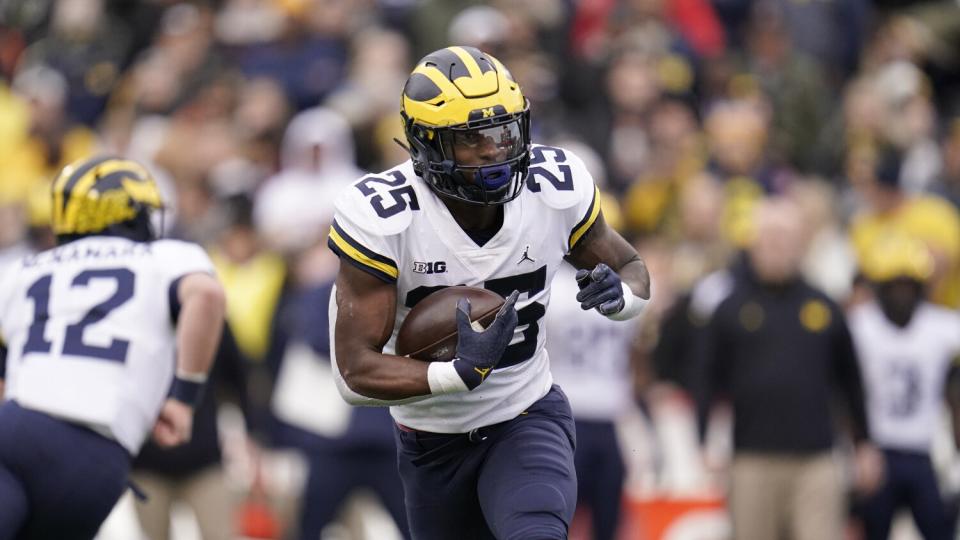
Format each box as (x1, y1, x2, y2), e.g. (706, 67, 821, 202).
(0, 237, 215, 454)
(328, 145, 600, 433)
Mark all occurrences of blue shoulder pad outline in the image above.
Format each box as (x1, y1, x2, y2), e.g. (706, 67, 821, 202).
(338, 167, 418, 236)
(525, 145, 593, 210)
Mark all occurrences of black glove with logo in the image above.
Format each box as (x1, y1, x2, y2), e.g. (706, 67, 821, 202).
(452, 290, 520, 389)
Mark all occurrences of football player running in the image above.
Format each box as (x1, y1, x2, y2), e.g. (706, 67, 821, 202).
(328, 46, 650, 539)
(0, 157, 225, 539)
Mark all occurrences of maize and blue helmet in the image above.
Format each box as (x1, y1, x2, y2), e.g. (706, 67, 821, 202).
(401, 46, 530, 205)
(51, 156, 164, 245)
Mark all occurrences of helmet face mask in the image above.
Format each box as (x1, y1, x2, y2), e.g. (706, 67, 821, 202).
(401, 46, 531, 206)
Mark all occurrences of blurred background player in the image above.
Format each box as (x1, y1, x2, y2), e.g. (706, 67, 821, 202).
(267, 233, 409, 540)
(851, 234, 960, 540)
(546, 261, 645, 540)
(0, 156, 225, 539)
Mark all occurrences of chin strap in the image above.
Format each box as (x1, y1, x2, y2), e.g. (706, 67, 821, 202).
(392, 137, 410, 153)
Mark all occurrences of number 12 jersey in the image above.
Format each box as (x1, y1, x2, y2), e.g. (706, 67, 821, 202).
(0, 237, 214, 454)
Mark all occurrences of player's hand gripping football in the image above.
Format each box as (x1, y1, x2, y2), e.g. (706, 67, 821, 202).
(152, 398, 194, 448)
(452, 290, 520, 390)
(576, 263, 625, 315)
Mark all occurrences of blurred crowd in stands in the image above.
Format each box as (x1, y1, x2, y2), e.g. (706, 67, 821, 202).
(2, 0, 960, 538)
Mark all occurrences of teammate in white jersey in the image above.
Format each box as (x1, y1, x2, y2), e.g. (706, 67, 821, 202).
(546, 263, 638, 540)
(851, 234, 960, 539)
(327, 46, 650, 539)
(0, 157, 225, 539)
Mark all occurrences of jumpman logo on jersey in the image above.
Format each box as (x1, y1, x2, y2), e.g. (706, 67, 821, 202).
(517, 245, 536, 265)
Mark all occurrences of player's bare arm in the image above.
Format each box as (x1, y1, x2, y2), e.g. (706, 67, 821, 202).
(175, 272, 226, 377)
(154, 272, 226, 447)
(334, 261, 519, 402)
(566, 211, 650, 319)
(333, 261, 433, 400)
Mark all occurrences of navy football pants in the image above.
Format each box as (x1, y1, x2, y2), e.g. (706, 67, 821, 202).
(0, 401, 131, 540)
(300, 446, 409, 540)
(860, 448, 953, 540)
(395, 385, 578, 540)
(574, 420, 625, 540)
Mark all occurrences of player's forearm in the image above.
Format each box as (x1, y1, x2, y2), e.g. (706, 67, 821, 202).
(0, 380, 5, 400)
(175, 276, 226, 377)
(618, 256, 651, 299)
(338, 347, 432, 401)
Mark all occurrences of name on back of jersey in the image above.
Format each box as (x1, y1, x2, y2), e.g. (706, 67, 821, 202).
(22, 241, 153, 269)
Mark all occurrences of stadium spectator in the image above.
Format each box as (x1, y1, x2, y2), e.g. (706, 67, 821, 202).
(695, 198, 881, 540)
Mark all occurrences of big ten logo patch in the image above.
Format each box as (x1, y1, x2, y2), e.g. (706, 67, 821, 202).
(413, 261, 447, 274)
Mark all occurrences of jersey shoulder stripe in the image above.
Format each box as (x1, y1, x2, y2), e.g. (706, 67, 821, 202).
(328, 219, 399, 282)
(568, 185, 600, 251)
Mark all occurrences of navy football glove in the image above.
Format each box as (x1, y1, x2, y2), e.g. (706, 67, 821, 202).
(576, 263, 625, 316)
(453, 290, 519, 390)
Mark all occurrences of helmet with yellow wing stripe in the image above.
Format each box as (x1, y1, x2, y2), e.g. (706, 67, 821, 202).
(860, 232, 934, 284)
(401, 46, 530, 205)
(51, 156, 165, 245)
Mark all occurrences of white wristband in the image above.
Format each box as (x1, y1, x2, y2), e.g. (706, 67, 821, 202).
(605, 282, 650, 321)
(427, 361, 469, 395)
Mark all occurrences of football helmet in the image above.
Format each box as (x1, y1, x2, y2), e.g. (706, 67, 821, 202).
(401, 46, 530, 205)
(51, 156, 164, 244)
(860, 233, 933, 283)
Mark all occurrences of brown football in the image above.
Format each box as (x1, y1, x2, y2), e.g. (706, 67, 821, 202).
(395, 286, 505, 362)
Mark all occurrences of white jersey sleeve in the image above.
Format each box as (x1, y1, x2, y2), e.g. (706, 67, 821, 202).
(526, 145, 601, 254)
(326, 171, 411, 283)
(152, 240, 216, 282)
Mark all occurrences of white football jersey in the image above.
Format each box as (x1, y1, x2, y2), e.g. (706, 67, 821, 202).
(0, 236, 214, 454)
(328, 145, 600, 433)
(546, 264, 637, 421)
(849, 301, 960, 453)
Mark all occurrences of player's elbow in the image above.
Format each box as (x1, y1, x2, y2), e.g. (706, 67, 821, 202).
(335, 365, 378, 406)
(332, 348, 372, 405)
(339, 364, 367, 399)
